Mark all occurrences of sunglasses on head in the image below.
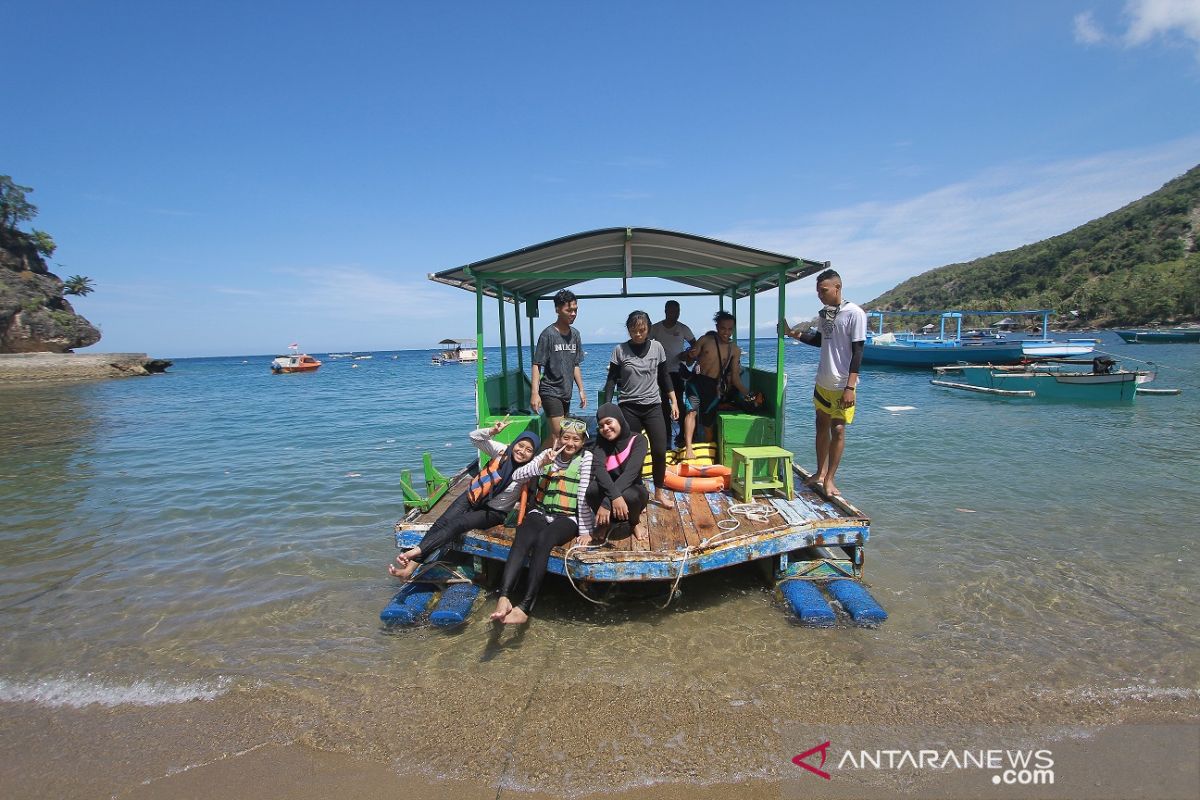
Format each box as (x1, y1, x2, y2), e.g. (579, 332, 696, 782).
(560, 418, 587, 435)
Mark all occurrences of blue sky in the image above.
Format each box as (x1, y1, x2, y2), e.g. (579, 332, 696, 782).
(5, 0, 1199, 357)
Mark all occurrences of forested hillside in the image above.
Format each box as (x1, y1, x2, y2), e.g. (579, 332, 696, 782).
(867, 164, 1200, 327)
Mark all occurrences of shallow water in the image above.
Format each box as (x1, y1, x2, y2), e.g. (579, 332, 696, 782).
(1, 334, 1197, 794)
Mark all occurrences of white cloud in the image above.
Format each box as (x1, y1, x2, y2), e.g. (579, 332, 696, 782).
(272, 265, 461, 322)
(714, 137, 1200, 307)
(1074, 11, 1108, 44)
(1076, 1, 1200, 58)
(1124, 0, 1200, 50)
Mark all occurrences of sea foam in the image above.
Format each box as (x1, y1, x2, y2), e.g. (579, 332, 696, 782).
(0, 675, 231, 708)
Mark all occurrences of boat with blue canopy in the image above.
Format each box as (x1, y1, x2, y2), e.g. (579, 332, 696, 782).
(382, 228, 887, 628)
(863, 309, 1096, 366)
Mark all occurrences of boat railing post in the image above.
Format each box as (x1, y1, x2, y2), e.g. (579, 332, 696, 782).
(472, 271, 486, 424)
(775, 267, 787, 446)
(513, 291, 525, 410)
(748, 278, 757, 370)
(495, 281, 509, 410)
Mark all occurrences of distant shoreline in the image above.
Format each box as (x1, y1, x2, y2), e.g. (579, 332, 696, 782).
(0, 352, 171, 384)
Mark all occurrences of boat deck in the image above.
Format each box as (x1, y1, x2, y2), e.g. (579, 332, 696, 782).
(395, 463, 871, 582)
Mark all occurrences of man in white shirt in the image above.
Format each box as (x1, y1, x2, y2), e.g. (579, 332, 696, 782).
(781, 269, 866, 498)
(648, 300, 695, 447)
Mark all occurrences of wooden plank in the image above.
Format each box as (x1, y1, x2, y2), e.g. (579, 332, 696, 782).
(673, 492, 702, 549)
(686, 492, 719, 547)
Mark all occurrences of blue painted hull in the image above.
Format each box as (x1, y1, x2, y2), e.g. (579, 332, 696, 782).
(1114, 329, 1200, 344)
(863, 339, 1026, 366)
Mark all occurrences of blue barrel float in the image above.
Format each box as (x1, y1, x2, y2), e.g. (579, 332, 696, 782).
(380, 582, 438, 625)
(429, 582, 482, 628)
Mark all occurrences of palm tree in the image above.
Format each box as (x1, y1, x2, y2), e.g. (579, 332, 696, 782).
(63, 275, 95, 297)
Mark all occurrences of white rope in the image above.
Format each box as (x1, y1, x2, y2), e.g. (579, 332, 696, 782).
(561, 502, 788, 611)
(656, 502, 783, 609)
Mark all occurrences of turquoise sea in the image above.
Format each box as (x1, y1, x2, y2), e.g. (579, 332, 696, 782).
(1, 334, 1198, 796)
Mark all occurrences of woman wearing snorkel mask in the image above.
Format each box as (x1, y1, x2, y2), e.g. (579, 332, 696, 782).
(389, 420, 542, 581)
(491, 417, 595, 624)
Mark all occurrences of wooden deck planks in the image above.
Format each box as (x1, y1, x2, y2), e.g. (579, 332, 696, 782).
(686, 492, 720, 547)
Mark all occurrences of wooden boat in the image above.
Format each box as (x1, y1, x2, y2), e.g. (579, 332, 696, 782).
(430, 338, 479, 365)
(931, 357, 1157, 403)
(383, 228, 886, 628)
(864, 310, 1093, 366)
(1113, 328, 1200, 344)
(270, 345, 321, 374)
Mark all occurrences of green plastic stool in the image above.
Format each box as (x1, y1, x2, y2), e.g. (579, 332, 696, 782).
(730, 446, 795, 502)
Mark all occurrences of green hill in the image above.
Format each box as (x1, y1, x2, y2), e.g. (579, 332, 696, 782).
(866, 164, 1200, 327)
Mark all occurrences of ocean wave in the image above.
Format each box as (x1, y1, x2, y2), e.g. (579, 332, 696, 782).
(0, 674, 231, 708)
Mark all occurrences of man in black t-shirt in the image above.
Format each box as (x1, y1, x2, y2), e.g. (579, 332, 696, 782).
(531, 289, 586, 444)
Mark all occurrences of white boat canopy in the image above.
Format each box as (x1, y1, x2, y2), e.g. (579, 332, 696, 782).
(428, 227, 827, 301)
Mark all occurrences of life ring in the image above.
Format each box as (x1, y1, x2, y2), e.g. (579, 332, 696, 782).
(663, 463, 729, 493)
(677, 462, 731, 479)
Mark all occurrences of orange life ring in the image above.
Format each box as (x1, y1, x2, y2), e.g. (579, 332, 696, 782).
(677, 463, 731, 478)
(663, 463, 729, 493)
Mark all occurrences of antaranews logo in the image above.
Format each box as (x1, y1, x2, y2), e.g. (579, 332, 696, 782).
(791, 741, 832, 780)
(792, 741, 1055, 787)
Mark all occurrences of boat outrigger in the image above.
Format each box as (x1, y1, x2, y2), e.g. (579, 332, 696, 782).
(383, 228, 887, 628)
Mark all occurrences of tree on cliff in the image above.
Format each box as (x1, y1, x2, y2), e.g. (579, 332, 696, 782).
(0, 175, 37, 234)
(64, 275, 95, 296)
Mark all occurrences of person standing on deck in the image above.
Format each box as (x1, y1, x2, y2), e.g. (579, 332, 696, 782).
(649, 300, 696, 447)
(531, 289, 586, 445)
(780, 269, 866, 498)
(602, 310, 679, 510)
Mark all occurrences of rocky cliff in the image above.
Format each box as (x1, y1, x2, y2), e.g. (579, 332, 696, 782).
(0, 232, 101, 353)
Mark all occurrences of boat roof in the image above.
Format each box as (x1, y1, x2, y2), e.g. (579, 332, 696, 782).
(438, 338, 476, 346)
(428, 227, 828, 301)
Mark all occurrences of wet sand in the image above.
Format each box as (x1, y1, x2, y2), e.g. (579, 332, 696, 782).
(3, 671, 1197, 799)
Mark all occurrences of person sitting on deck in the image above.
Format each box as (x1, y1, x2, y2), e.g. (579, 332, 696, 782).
(679, 311, 753, 460)
(388, 422, 542, 580)
(601, 310, 679, 509)
(491, 417, 595, 625)
(587, 402, 650, 542)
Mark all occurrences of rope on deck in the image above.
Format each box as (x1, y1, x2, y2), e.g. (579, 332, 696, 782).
(562, 503, 788, 610)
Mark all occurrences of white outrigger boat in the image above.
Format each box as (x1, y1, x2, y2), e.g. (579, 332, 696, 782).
(382, 228, 888, 629)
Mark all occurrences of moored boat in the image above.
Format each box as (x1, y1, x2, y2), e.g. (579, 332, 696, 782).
(1113, 328, 1200, 344)
(383, 228, 887, 628)
(863, 310, 1089, 366)
(431, 338, 479, 365)
(270, 344, 322, 374)
(931, 357, 1157, 403)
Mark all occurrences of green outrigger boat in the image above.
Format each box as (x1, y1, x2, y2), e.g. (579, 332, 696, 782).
(382, 228, 887, 627)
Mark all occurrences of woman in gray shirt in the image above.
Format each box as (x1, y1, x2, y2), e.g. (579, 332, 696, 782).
(601, 310, 680, 509)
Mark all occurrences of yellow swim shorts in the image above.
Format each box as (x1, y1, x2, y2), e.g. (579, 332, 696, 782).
(812, 383, 857, 424)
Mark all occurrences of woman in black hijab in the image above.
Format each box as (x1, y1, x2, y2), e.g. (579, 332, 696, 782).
(587, 402, 650, 540)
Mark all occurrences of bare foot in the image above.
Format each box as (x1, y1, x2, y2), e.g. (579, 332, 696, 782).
(490, 597, 513, 622)
(502, 606, 529, 625)
(634, 522, 648, 539)
(805, 473, 825, 488)
(683, 447, 695, 461)
(656, 490, 675, 509)
(387, 554, 419, 580)
(823, 479, 841, 497)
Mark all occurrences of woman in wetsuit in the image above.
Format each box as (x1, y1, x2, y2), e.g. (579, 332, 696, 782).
(587, 402, 650, 541)
(388, 421, 541, 580)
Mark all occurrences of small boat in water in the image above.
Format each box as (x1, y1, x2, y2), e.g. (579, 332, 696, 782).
(931, 357, 1158, 403)
(864, 310, 1092, 367)
(431, 338, 479, 365)
(270, 345, 322, 374)
(1113, 328, 1200, 344)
